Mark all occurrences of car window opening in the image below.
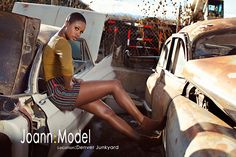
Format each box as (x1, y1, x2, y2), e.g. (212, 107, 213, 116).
(194, 32, 236, 59)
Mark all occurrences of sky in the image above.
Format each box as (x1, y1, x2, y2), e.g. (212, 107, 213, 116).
(81, 0, 236, 19)
(81, 0, 190, 19)
(224, 0, 236, 18)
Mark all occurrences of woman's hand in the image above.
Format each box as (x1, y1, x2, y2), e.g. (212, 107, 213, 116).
(72, 77, 84, 84)
(64, 77, 83, 90)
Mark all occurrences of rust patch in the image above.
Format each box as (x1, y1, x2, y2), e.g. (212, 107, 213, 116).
(216, 144, 228, 151)
(0, 11, 40, 95)
(183, 55, 236, 121)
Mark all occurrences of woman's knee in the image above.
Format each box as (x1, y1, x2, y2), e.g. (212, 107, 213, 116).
(111, 79, 123, 91)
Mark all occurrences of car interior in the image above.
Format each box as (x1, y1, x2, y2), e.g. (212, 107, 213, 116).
(193, 32, 236, 59)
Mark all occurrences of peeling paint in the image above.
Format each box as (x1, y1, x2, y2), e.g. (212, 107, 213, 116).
(0, 11, 40, 95)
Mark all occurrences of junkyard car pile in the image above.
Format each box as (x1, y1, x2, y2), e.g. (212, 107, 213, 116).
(145, 17, 236, 156)
(1, 2, 236, 157)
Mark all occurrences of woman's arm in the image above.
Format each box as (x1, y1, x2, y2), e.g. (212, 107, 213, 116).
(55, 38, 74, 89)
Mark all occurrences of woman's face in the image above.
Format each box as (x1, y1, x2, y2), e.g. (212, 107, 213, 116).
(65, 20, 86, 41)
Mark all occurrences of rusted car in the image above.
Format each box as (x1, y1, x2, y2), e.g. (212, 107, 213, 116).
(145, 18, 236, 156)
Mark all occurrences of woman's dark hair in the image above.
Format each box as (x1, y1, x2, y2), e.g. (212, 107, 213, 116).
(66, 12, 86, 24)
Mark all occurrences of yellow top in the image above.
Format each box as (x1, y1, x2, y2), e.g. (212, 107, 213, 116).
(43, 35, 74, 81)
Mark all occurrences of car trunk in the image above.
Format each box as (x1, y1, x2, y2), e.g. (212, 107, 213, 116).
(0, 11, 40, 95)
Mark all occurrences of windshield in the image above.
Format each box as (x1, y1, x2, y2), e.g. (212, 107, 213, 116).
(193, 32, 236, 59)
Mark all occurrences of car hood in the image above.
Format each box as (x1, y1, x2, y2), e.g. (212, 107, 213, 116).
(0, 11, 40, 95)
(183, 55, 236, 122)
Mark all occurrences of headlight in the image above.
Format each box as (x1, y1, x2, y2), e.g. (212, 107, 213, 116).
(0, 96, 19, 120)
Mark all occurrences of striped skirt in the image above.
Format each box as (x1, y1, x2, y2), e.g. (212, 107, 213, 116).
(46, 76, 80, 110)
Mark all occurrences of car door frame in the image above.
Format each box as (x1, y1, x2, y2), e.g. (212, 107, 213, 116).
(150, 33, 189, 125)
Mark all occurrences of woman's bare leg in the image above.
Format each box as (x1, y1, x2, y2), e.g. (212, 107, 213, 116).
(76, 100, 140, 140)
(76, 80, 144, 124)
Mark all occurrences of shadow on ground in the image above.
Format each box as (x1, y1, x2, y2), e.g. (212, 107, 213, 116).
(63, 114, 165, 157)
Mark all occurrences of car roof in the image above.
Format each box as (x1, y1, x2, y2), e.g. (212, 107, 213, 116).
(180, 17, 236, 41)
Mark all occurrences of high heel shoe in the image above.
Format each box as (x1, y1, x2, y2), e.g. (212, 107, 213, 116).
(140, 116, 165, 134)
(137, 131, 163, 150)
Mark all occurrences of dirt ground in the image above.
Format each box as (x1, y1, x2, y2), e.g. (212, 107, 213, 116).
(63, 114, 165, 157)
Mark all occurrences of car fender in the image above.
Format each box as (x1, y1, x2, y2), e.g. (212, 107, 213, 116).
(0, 116, 29, 157)
(165, 95, 236, 157)
(32, 94, 93, 157)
